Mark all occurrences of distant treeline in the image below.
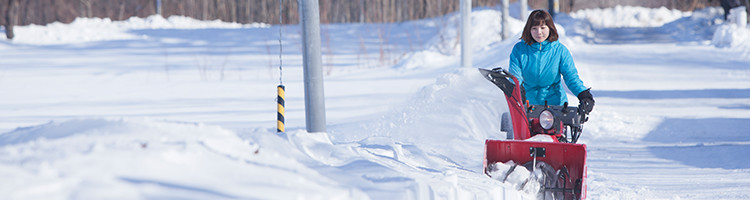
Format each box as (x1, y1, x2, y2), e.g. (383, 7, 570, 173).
(2, 0, 723, 26)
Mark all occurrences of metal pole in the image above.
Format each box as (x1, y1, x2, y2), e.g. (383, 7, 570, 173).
(548, 0, 559, 18)
(156, 0, 162, 16)
(277, 85, 285, 132)
(520, 0, 528, 22)
(501, 0, 510, 40)
(460, 0, 472, 68)
(299, 0, 327, 133)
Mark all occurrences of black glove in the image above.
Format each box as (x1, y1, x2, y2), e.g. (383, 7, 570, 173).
(577, 89, 595, 114)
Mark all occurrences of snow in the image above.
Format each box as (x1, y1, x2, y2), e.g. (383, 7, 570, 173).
(713, 23, 750, 48)
(2, 4, 750, 200)
(9, 15, 268, 45)
(570, 5, 689, 28)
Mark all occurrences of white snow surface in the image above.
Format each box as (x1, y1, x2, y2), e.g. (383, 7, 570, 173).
(2, 5, 750, 200)
(8, 15, 268, 45)
(570, 5, 689, 28)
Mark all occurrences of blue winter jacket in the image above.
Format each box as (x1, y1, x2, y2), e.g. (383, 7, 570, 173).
(508, 40, 588, 106)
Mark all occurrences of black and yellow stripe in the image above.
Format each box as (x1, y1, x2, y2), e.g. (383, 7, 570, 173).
(277, 85, 285, 132)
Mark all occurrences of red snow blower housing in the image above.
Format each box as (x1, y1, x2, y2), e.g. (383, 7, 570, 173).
(479, 67, 588, 200)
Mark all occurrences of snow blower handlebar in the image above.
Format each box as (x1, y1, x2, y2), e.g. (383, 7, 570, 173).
(480, 67, 531, 140)
(485, 67, 518, 99)
(486, 67, 588, 122)
(480, 67, 588, 143)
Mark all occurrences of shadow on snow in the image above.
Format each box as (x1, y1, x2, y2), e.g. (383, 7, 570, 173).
(563, 13, 718, 44)
(593, 88, 750, 99)
(644, 118, 750, 169)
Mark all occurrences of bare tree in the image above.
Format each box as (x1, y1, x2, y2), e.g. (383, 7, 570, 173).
(0, 0, 725, 27)
(4, 0, 17, 39)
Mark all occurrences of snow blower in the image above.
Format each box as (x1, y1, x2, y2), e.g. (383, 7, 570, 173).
(479, 67, 588, 200)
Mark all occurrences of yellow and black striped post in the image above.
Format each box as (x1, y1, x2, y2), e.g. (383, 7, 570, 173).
(277, 85, 285, 132)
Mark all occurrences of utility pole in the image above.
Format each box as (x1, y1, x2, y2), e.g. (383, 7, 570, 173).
(156, 0, 162, 16)
(548, 0, 559, 18)
(460, 0, 472, 68)
(4, 0, 18, 40)
(299, 0, 327, 133)
(520, 0, 528, 22)
(501, 0, 510, 40)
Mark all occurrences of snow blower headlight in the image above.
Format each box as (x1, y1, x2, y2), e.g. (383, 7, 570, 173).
(539, 110, 554, 130)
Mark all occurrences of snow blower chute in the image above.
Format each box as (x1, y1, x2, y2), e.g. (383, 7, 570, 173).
(479, 67, 588, 200)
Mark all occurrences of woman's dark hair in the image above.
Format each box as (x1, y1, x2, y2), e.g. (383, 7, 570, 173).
(521, 10, 559, 45)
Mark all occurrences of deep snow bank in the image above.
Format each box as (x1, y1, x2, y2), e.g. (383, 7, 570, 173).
(319, 68, 531, 198)
(562, 6, 726, 44)
(397, 8, 524, 70)
(0, 68, 523, 199)
(8, 15, 268, 45)
(712, 24, 750, 48)
(0, 118, 365, 199)
(363, 68, 509, 170)
(570, 5, 688, 28)
(565, 5, 750, 54)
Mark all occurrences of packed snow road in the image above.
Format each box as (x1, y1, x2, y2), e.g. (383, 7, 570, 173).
(575, 41, 750, 199)
(567, 13, 750, 198)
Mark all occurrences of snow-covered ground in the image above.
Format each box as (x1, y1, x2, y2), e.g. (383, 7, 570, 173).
(1, 5, 749, 200)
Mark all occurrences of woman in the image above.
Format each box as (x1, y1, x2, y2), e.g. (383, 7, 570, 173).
(508, 10, 594, 113)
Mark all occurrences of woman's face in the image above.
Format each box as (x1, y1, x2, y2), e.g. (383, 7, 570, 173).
(530, 24, 549, 43)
